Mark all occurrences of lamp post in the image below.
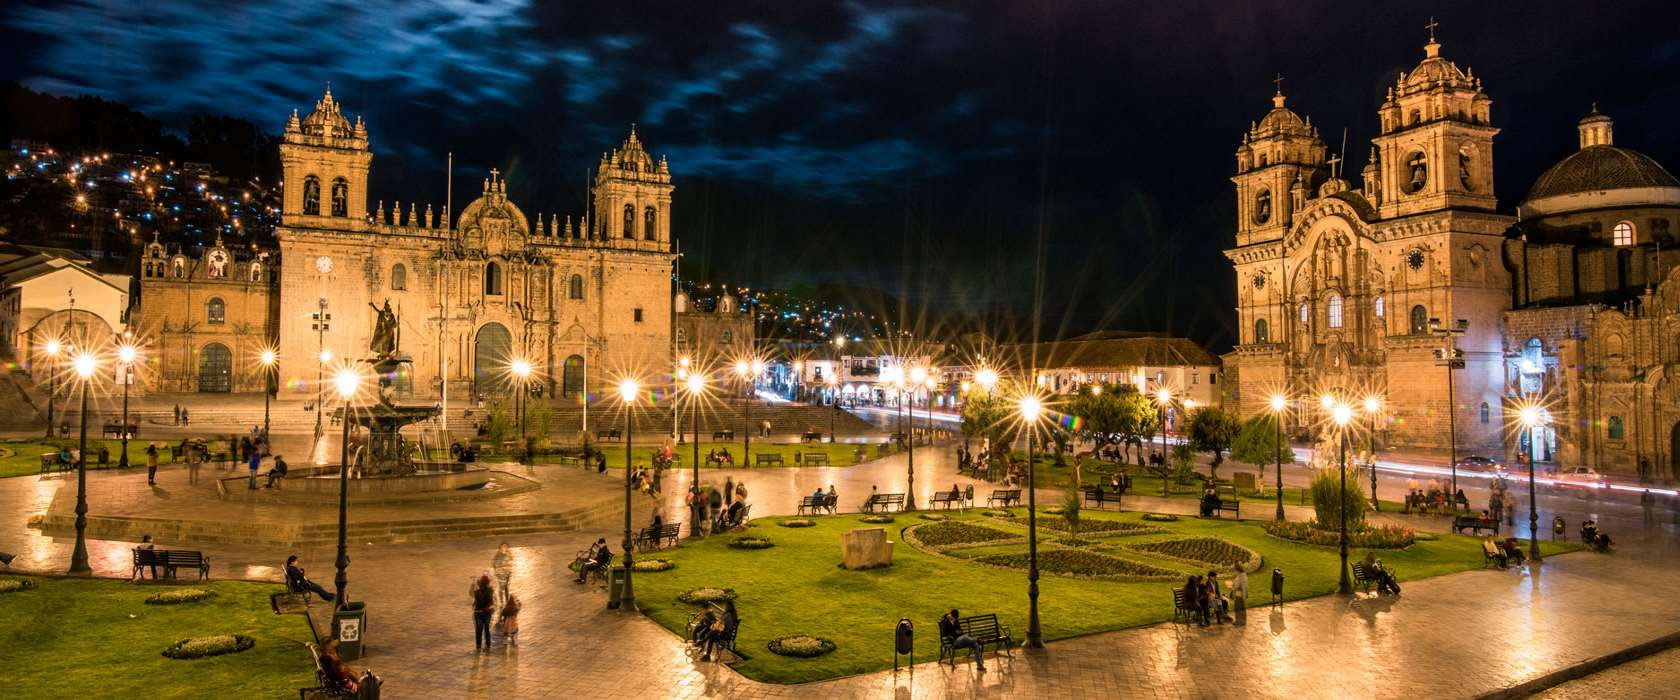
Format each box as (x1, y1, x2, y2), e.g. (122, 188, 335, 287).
(618, 378, 641, 611)
(907, 367, 928, 510)
(511, 358, 532, 461)
(826, 375, 839, 441)
(332, 367, 360, 608)
(792, 360, 802, 402)
(1364, 395, 1382, 512)
(68, 351, 97, 575)
(975, 368, 998, 471)
(1432, 318, 1468, 495)
(313, 298, 331, 447)
(1269, 394, 1287, 521)
(685, 372, 705, 538)
(1519, 404, 1544, 565)
(44, 339, 60, 438)
(1331, 400, 1353, 595)
(1019, 395, 1045, 648)
(1155, 388, 1172, 497)
(260, 349, 277, 439)
(117, 340, 137, 468)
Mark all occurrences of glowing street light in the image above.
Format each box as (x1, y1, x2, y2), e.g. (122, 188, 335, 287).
(1268, 394, 1288, 521)
(617, 378, 642, 612)
(259, 348, 278, 438)
(1517, 402, 1544, 565)
(1154, 388, 1173, 496)
(684, 372, 706, 538)
(117, 341, 138, 468)
(43, 338, 62, 439)
(320, 349, 333, 364)
(510, 358, 533, 457)
(974, 367, 999, 392)
(1363, 395, 1383, 512)
(1330, 400, 1353, 595)
(332, 366, 361, 608)
(1018, 393, 1045, 648)
(67, 351, 98, 575)
(825, 374, 840, 441)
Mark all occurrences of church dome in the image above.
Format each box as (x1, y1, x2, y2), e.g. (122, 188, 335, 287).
(1254, 93, 1309, 136)
(300, 87, 353, 139)
(1526, 147, 1680, 202)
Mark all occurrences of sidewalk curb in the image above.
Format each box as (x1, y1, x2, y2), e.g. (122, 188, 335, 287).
(1476, 629, 1680, 699)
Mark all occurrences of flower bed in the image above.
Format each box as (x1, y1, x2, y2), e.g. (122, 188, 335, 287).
(1141, 513, 1179, 522)
(0, 578, 35, 593)
(632, 558, 675, 572)
(1128, 537, 1260, 570)
(728, 536, 775, 549)
(858, 515, 894, 524)
(906, 521, 1017, 548)
(145, 589, 217, 605)
(676, 587, 739, 605)
(777, 519, 816, 528)
(162, 634, 255, 660)
(1263, 520, 1416, 548)
(974, 549, 1180, 580)
(767, 635, 837, 658)
(1009, 517, 1163, 535)
(918, 513, 948, 521)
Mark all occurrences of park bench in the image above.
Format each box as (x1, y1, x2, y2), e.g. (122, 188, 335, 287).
(146, 549, 210, 581)
(1209, 499, 1240, 519)
(635, 522, 683, 551)
(754, 453, 784, 466)
(1171, 587, 1202, 625)
(300, 642, 381, 699)
(713, 504, 752, 533)
(1082, 486, 1126, 510)
(862, 493, 906, 513)
(1451, 515, 1500, 535)
(801, 431, 824, 443)
(39, 454, 73, 474)
(803, 452, 830, 466)
(937, 613, 1013, 666)
(796, 495, 836, 515)
(597, 428, 622, 440)
(1349, 562, 1377, 593)
(929, 491, 964, 510)
(556, 454, 584, 467)
(712, 430, 734, 440)
(987, 489, 1022, 508)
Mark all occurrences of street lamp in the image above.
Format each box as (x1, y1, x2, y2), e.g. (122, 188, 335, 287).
(44, 338, 61, 438)
(1363, 395, 1382, 512)
(825, 374, 839, 441)
(1331, 401, 1353, 595)
(510, 358, 533, 458)
(1432, 318, 1468, 495)
(974, 368, 999, 392)
(792, 360, 803, 402)
(1155, 388, 1172, 496)
(1269, 394, 1287, 521)
(1019, 394, 1045, 649)
(685, 373, 706, 538)
(1519, 404, 1544, 565)
(67, 351, 97, 575)
(618, 378, 641, 611)
(117, 341, 137, 468)
(332, 367, 360, 608)
(260, 348, 277, 438)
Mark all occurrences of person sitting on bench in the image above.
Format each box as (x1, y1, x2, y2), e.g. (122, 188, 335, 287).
(1581, 519, 1599, 543)
(574, 539, 612, 583)
(1359, 552, 1401, 594)
(134, 534, 159, 580)
(320, 640, 376, 695)
(939, 608, 986, 671)
(1482, 535, 1507, 568)
(1499, 537, 1527, 567)
(286, 555, 336, 601)
(1593, 529, 1613, 552)
(57, 446, 73, 466)
(1199, 484, 1222, 517)
(265, 455, 289, 488)
(1184, 575, 1211, 626)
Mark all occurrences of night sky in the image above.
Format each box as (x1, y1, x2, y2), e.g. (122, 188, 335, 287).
(4, 0, 1679, 350)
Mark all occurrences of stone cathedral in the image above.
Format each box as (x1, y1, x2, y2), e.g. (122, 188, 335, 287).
(138, 88, 676, 401)
(1226, 32, 1680, 478)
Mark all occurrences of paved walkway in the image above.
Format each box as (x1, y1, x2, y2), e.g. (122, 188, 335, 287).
(1537, 647, 1680, 700)
(6, 436, 1680, 698)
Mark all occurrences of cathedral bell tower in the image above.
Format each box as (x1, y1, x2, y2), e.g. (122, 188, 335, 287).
(1232, 85, 1327, 247)
(280, 86, 373, 231)
(1369, 33, 1497, 218)
(592, 125, 673, 250)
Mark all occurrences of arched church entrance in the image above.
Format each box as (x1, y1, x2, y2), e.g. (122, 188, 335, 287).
(198, 343, 232, 393)
(474, 323, 512, 396)
(1517, 409, 1555, 464)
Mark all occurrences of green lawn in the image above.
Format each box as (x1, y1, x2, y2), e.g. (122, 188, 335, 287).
(528, 441, 882, 468)
(1, 575, 318, 698)
(1028, 458, 1415, 513)
(629, 509, 1578, 684)
(0, 438, 146, 479)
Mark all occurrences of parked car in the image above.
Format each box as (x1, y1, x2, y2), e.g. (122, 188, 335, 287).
(1455, 455, 1506, 474)
(1551, 466, 1608, 491)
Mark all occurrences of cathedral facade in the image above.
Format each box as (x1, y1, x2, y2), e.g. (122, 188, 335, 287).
(139, 89, 677, 402)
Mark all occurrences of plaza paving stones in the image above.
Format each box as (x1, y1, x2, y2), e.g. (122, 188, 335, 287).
(1536, 646, 1680, 700)
(6, 437, 1680, 698)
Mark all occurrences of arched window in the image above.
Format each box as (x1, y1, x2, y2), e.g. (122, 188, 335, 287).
(1613, 220, 1634, 246)
(1405, 152, 1428, 193)
(1298, 302, 1308, 325)
(302, 176, 321, 215)
(676, 327, 687, 347)
(1609, 415, 1625, 440)
(568, 274, 583, 300)
(485, 262, 502, 295)
(1524, 338, 1544, 368)
(391, 263, 407, 290)
(622, 204, 635, 239)
(1327, 294, 1343, 328)
(1480, 402, 1490, 424)
(1409, 305, 1428, 334)
(207, 297, 226, 324)
(1254, 318, 1269, 343)
(331, 178, 348, 217)
(1373, 295, 1385, 318)
(644, 206, 658, 240)
(562, 354, 584, 399)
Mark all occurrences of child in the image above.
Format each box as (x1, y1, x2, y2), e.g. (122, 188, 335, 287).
(497, 593, 521, 646)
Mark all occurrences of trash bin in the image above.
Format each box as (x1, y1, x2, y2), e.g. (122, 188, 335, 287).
(332, 601, 368, 661)
(1270, 568, 1285, 606)
(606, 566, 628, 609)
(893, 618, 914, 671)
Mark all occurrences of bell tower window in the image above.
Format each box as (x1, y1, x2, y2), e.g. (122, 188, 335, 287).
(303, 176, 321, 215)
(622, 204, 635, 239)
(485, 262, 503, 296)
(1254, 318, 1269, 343)
(331, 178, 348, 217)
(1404, 152, 1428, 194)
(1253, 189, 1271, 225)
(644, 207, 658, 240)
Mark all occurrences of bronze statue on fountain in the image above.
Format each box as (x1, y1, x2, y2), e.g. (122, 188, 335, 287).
(337, 300, 442, 476)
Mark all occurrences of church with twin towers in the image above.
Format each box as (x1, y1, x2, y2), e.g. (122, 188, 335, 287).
(137, 87, 679, 403)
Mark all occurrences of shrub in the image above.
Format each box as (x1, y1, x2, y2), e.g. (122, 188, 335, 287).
(162, 635, 254, 659)
(1141, 513, 1179, 522)
(1170, 444, 1198, 484)
(858, 515, 894, 524)
(768, 635, 836, 658)
(1310, 467, 1369, 529)
(145, 589, 216, 605)
(1262, 520, 1415, 549)
(975, 549, 1179, 579)
(632, 559, 675, 572)
(1128, 537, 1257, 568)
(728, 536, 774, 549)
(909, 521, 1017, 548)
(0, 578, 35, 593)
(918, 513, 948, 521)
(777, 519, 816, 528)
(676, 587, 738, 604)
(981, 510, 1014, 518)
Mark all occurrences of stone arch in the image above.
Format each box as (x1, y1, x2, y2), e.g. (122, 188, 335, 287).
(474, 322, 513, 396)
(198, 342, 232, 393)
(562, 354, 585, 399)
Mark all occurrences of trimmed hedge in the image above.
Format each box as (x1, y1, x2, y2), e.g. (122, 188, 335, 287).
(1009, 517, 1163, 535)
(767, 635, 837, 658)
(0, 578, 35, 593)
(1263, 520, 1416, 548)
(858, 515, 894, 524)
(676, 587, 738, 605)
(917, 513, 948, 521)
(1141, 513, 1180, 522)
(145, 589, 217, 606)
(974, 549, 1179, 580)
(777, 519, 816, 528)
(162, 634, 254, 659)
(729, 536, 774, 549)
(632, 558, 675, 572)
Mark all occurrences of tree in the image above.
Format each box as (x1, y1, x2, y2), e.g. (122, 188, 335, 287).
(961, 390, 1012, 472)
(1310, 466, 1370, 528)
(1061, 482, 1082, 539)
(1187, 407, 1241, 479)
(1230, 414, 1291, 479)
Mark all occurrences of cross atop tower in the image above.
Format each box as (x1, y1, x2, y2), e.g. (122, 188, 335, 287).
(1326, 152, 1342, 180)
(1425, 16, 1438, 42)
(1273, 73, 1285, 95)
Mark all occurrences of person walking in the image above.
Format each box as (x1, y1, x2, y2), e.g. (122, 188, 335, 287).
(146, 443, 160, 486)
(1643, 489, 1656, 526)
(180, 406, 189, 426)
(496, 593, 521, 646)
(1503, 496, 1515, 527)
(472, 574, 496, 652)
(172, 403, 181, 426)
(491, 543, 514, 603)
(707, 487, 724, 531)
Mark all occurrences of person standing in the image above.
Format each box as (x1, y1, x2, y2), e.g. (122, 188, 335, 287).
(724, 476, 735, 506)
(472, 574, 496, 652)
(144, 443, 158, 486)
(172, 403, 181, 426)
(247, 449, 262, 490)
(492, 543, 514, 603)
(1503, 496, 1515, 526)
(707, 487, 724, 529)
(180, 407, 189, 426)
(1642, 489, 1656, 526)
(1230, 563, 1249, 620)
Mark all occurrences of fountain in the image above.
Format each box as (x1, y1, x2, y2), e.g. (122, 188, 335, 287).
(337, 301, 443, 475)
